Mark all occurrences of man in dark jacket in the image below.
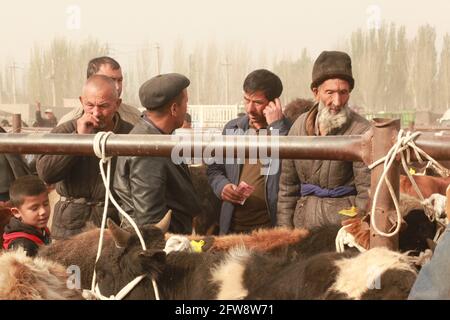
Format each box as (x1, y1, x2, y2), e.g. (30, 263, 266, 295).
(114, 73, 202, 234)
(207, 69, 291, 235)
(277, 51, 371, 230)
(0, 126, 31, 202)
(36, 75, 133, 239)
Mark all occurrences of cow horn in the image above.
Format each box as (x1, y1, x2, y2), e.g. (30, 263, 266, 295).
(154, 210, 172, 233)
(107, 218, 131, 248)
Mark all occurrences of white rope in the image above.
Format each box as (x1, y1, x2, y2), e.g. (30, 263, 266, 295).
(368, 130, 444, 238)
(93, 275, 146, 300)
(164, 235, 192, 254)
(335, 224, 367, 253)
(90, 132, 160, 300)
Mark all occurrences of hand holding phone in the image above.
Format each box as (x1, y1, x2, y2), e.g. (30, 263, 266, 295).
(263, 98, 284, 125)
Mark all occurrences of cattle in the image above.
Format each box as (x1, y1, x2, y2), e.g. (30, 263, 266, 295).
(404, 160, 450, 178)
(39, 227, 105, 290)
(245, 248, 417, 300)
(283, 98, 315, 124)
(183, 224, 344, 259)
(40, 222, 339, 290)
(40, 192, 436, 298)
(0, 248, 82, 299)
(343, 193, 440, 255)
(400, 174, 450, 199)
(0, 205, 12, 249)
(183, 227, 309, 254)
(92, 214, 417, 300)
(189, 164, 221, 235)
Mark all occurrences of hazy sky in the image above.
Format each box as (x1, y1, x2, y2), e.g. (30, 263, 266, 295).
(2, 0, 450, 70)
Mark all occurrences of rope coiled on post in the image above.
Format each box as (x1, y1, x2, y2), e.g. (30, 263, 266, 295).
(368, 130, 446, 238)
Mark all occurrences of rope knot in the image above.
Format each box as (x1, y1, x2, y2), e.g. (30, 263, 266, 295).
(93, 131, 114, 163)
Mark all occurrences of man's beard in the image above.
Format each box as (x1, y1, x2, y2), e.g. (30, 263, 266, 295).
(316, 101, 350, 135)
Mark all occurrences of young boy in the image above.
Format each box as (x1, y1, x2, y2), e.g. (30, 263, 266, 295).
(2, 175, 51, 257)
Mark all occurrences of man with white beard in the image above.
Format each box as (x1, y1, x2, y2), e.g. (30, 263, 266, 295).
(277, 51, 371, 229)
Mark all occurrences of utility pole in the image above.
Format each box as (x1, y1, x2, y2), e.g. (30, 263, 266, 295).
(50, 59, 57, 107)
(154, 43, 161, 75)
(189, 54, 201, 104)
(0, 73, 3, 104)
(221, 56, 231, 105)
(9, 62, 20, 104)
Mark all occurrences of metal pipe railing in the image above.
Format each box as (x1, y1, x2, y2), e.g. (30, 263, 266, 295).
(0, 131, 449, 161)
(0, 133, 365, 161)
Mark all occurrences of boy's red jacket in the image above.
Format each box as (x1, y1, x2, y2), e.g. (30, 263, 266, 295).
(3, 217, 51, 256)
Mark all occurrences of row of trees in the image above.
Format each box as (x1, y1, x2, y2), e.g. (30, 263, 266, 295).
(275, 23, 450, 114)
(1, 23, 450, 114)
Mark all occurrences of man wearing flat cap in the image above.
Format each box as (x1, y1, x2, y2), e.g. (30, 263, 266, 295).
(277, 51, 371, 230)
(114, 73, 202, 234)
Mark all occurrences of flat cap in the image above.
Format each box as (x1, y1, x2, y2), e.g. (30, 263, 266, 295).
(139, 73, 190, 110)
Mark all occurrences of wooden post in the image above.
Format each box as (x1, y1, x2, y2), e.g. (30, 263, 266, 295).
(12, 114, 21, 133)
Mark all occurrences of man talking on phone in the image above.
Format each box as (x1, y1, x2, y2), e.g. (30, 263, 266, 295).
(36, 75, 133, 239)
(207, 69, 291, 234)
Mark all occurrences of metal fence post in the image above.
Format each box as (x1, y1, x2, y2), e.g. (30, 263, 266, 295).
(12, 114, 22, 133)
(370, 118, 400, 250)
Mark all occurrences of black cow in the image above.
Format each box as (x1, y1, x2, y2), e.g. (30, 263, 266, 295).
(93, 212, 417, 300)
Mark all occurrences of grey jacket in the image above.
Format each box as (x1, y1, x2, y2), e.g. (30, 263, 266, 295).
(113, 116, 202, 234)
(36, 115, 133, 239)
(277, 104, 371, 229)
(207, 115, 291, 234)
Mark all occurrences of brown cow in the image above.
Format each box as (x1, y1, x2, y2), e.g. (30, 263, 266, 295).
(0, 248, 83, 299)
(283, 98, 315, 124)
(343, 193, 439, 254)
(176, 227, 310, 255)
(400, 175, 450, 199)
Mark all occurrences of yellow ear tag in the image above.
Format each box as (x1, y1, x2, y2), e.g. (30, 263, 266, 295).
(190, 240, 205, 253)
(409, 168, 416, 175)
(338, 206, 358, 217)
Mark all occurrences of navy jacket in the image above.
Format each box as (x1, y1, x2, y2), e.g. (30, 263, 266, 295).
(207, 115, 291, 234)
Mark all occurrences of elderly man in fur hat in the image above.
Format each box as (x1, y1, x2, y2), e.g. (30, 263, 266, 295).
(277, 51, 371, 229)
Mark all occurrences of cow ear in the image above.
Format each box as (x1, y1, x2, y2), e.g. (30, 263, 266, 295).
(108, 218, 131, 248)
(154, 210, 172, 234)
(139, 250, 166, 278)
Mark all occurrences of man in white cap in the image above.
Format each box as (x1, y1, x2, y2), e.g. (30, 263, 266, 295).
(33, 102, 57, 127)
